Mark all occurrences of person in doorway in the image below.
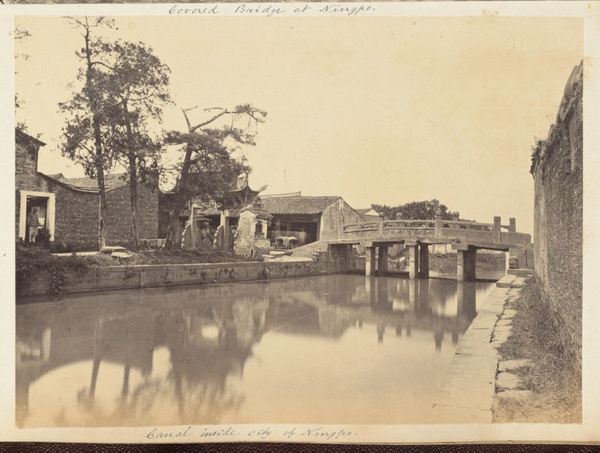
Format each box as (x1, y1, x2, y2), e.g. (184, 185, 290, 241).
(27, 207, 40, 243)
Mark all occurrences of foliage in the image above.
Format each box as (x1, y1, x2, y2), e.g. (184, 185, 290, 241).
(16, 244, 94, 295)
(60, 19, 172, 251)
(94, 39, 170, 181)
(129, 249, 261, 265)
(495, 277, 581, 423)
(94, 39, 172, 250)
(372, 199, 458, 221)
(60, 17, 115, 250)
(60, 17, 116, 177)
(15, 27, 31, 123)
(163, 104, 267, 249)
(163, 127, 252, 208)
(427, 252, 505, 275)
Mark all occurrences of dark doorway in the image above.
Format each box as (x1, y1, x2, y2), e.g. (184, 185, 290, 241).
(25, 196, 48, 244)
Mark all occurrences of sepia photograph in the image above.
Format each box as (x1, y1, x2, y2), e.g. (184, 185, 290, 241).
(5, 5, 596, 444)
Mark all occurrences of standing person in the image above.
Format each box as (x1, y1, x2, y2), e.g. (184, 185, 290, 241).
(27, 207, 40, 243)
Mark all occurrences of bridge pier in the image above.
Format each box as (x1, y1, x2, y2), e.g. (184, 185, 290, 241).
(407, 243, 420, 279)
(407, 241, 430, 279)
(456, 246, 477, 282)
(365, 246, 377, 277)
(378, 245, 389, 275)
(419, 244, 430, 278)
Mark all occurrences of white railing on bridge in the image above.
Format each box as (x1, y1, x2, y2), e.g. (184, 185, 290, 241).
(341, 214, 529, 246)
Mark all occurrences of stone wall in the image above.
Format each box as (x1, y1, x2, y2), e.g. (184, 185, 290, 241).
(234, 210, 270, 257)
(328, 244, 350, 274)
(530, 61, 583, 367)
(18, 259, 330, 299)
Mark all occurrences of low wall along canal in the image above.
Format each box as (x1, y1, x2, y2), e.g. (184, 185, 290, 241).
(18, 259, 329, 299)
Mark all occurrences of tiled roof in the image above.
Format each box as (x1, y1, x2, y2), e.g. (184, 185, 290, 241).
(261, 196, 341, 215)
(42, 173, 129, 193)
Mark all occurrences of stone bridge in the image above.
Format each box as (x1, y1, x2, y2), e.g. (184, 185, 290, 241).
(327, 214, 531, 281)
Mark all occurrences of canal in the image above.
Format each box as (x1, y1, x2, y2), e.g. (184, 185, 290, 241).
(16, 275, 494, 428)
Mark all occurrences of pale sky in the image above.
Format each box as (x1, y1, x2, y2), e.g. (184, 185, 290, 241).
(16, 16, 583, 235)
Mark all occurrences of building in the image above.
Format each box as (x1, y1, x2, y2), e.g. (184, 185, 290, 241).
(16, 128, 159, 251)
(162, 174, 266, 251)
(260, 193, 365, 246)
(356, 208, 381, 221)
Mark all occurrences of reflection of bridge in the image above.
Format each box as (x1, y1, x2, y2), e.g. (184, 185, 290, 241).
(327, 213, 531, 281)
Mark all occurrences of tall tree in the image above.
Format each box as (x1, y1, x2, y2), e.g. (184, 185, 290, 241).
(60, 17, 114, 251)
(163, 104, 266, 250)
(15, 28, 31, 124)
(95, 40, 171, 250)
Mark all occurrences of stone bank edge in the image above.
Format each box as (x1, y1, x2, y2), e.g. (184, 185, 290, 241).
(18, 258, 327, 300)
(431, 273, 529, 423)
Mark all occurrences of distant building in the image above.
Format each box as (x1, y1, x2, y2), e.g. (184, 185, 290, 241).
(15, 128, 159, 251)
(163, 174, 265, 251)
(356, 208, 381, 221)
(194, 191, 365, 252)
(260, 193, 365, 246)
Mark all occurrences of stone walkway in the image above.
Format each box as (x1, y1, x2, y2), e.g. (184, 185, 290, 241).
(431, 273, 529, 423)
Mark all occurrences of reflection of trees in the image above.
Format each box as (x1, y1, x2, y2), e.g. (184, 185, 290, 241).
(17, 294, 269, 428)
(16, 276, 488, 427)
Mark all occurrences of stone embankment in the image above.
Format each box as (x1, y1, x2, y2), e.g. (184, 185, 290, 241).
(431, 273, 530, 423)
(18, 258, 327, 300)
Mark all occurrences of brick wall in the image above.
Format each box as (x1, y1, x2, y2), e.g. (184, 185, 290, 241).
(49, 180, 100, 250)
(531, 62, 583, 367)
(106, 183, 159, 247)
(16, 130, 159, 250)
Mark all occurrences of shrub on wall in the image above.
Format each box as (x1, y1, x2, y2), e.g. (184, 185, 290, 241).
(16, 243, 93, 295)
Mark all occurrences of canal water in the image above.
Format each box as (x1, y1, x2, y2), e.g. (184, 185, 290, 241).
(16, 275, 494, 428)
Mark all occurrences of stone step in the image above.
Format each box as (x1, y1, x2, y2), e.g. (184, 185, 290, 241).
(496, 371, 526, 391)
(498, 359, 533, 372)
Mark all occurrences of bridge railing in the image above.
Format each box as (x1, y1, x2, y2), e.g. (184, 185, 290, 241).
(341, 215, 530, 245)
(342, 219, 493, 234)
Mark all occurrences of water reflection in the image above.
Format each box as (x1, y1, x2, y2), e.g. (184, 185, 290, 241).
(16, 275, 492, 427)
